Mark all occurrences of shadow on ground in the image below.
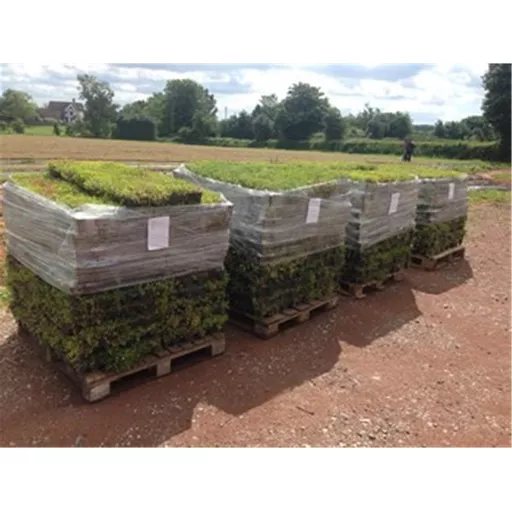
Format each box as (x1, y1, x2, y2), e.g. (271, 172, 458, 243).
(406, 258, 474, 295)
(0, 274, 425, 447)
(0, 315, 342, 447)
(331, 276, 422, 348)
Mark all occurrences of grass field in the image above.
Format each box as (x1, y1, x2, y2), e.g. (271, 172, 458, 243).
(468, 189, 511, 206)
(491, 171, 512, 185)
(23, 125, 55, 136)
(0, 134, 503, 171)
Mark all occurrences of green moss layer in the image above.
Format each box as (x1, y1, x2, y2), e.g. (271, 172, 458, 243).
(7, 256, 228, 374)
(11, 167, 222, 209)
(226, 246, 344, 318)
(189, 161, 467, 191)
(342, 230, 414, 284)
(189, 161, 422, 191)
(48, 160, 205, 206)
(412, 217, 467, 257)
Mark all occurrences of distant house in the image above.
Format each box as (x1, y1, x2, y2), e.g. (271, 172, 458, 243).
(38, 99, 84, 123)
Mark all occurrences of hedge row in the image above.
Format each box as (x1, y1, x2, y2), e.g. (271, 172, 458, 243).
(198, 137, 505, 162)
(115, 118, 157, 141)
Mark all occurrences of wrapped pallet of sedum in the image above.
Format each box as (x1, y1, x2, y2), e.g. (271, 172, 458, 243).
(412, 170, 468, 258)
(340, 170, 420, 284)
(3, 161, 233, 373)
(173, 162, 352, 319)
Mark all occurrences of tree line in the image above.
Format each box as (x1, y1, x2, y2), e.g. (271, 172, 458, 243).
(1, 64, 510, 159)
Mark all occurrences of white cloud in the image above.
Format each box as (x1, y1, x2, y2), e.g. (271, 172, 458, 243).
(0, 63, 488, 124)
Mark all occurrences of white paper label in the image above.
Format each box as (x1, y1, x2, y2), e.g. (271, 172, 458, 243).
(306, 198, 321, 224)
(448, 183, 455, 200)
(388, 192, 400, 214)
(147, 216, 170, 251)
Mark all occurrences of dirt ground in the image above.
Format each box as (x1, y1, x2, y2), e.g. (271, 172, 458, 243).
(0, 134, 502, 168)
(0, 203, 510, 448)
(0, 134, 387, 163)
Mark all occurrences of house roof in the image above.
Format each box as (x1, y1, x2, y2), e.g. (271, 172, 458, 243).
(48, 101, 84, 111)
(38, 100, 84, 120)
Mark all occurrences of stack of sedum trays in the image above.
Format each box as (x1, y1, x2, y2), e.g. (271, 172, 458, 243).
(340, 176, 420, 284)
(3, 161, 232, 374)
(173, 162, 352, 319)
(413, 172, 468, 258)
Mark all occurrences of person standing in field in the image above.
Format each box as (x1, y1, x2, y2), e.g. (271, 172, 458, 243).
(402, 138, 416, 162)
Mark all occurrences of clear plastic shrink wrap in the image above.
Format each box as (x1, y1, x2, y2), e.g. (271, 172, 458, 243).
(3, 180, 233, 294)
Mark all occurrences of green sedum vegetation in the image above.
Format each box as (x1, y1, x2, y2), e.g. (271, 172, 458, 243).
(412, 217, 467, 257)
(7, 257, 227, 373)
(189, 161, 421, 190)
(342, 230, 415, 284)
(11, 162, 222, 208)
(6, 160, 229, 374)
(48, 160, 204, 206)
(189, 160, 476, 192)
(227, 246, 344, 318)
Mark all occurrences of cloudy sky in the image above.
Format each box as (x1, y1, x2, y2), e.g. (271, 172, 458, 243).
(0, 63, 489, 124)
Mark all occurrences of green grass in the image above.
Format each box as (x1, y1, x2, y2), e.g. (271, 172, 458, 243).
(23, 125, 55, 136)
(468, 189, 511, 206)
(188, 161, 470, 191)
(11, 162, 222, 208)
(414, 168, 467, 180)
(492, 171, 511, 184)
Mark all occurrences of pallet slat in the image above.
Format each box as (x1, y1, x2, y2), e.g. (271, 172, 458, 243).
(17, 323, 225, 403)
(411, 245, 465, 271)
(229, 295, 339, 339)
(340, 270, 405, 299)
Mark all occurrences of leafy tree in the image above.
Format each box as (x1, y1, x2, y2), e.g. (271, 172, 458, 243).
(77, 74, 118, 138)
(252, 113, 274, 141)
(219, 111, 254, 139)
(275, 83, 330, 141)
(65, 119, 88, 137)
(433, 116, 495, 141)
(233, 111, 254, 139)
(120, 93, 165, 135)
(0, 89, 38, 121)
(443, 121, 465, 140)
(462, 115, 495, 140)
(252, 94, 279, 121)
(362, 111, 412, 140)
(120, 100, 149, 120)
(53, 123, 61, 136)
(161, 79, 217, 138)
(218, 116, 237, 138)
(11, 119, 25, 133)
(355, 103, 380, 132)
(434, 120, 445, 138)
(366, 117, 387, 139)
(388, 112, 412, 139)
(324, 107, 346, 141)
(482, 64, 511, 158)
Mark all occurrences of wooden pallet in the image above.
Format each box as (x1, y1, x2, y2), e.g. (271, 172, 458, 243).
(339, 270, 405, 299)
(229, 295, 339, 339)
(17, 323, 225, 403)
(410, 245, 465, 271)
